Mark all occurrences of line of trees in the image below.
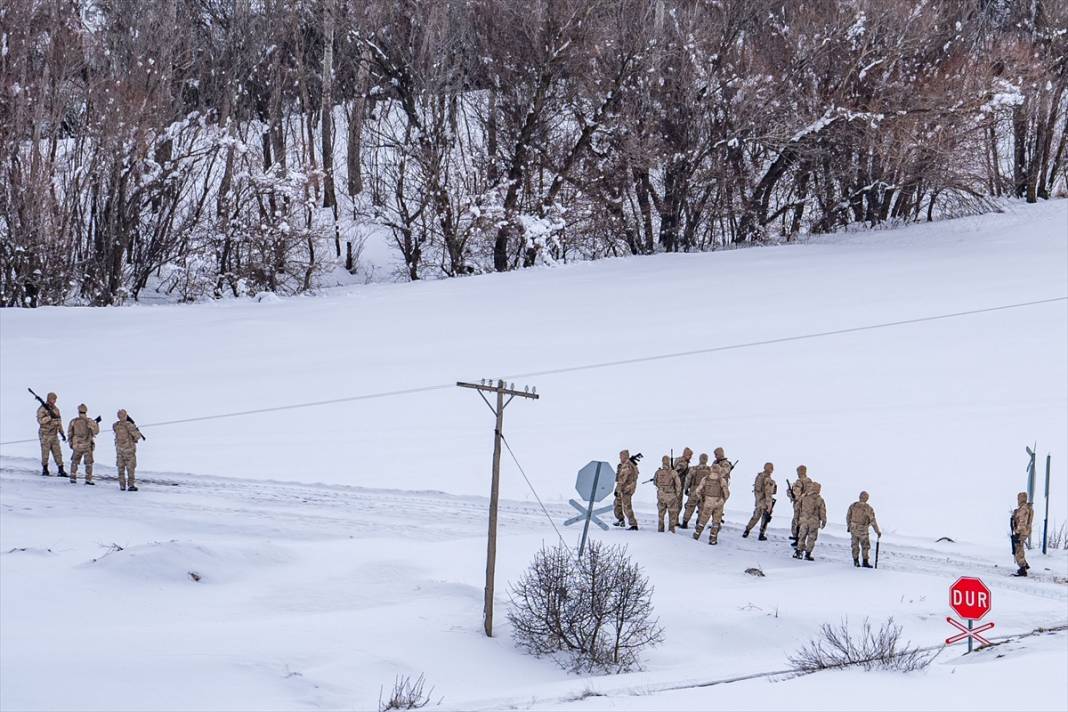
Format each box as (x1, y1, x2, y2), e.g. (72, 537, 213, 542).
(2, 0, 1066, 306)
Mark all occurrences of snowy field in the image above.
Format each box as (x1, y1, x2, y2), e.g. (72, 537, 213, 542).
(1, 200, 1067, 710)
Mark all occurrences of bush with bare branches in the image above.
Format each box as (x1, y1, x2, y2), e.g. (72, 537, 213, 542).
(507, 541, 663, 674)
(789, 618, 938, 674)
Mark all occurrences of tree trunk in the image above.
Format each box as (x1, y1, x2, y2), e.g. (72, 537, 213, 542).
(320, 0, 337, 209)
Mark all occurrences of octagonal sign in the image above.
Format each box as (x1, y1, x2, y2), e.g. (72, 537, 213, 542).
(949, 577, 991, 621)
(576, 461, 614, 503)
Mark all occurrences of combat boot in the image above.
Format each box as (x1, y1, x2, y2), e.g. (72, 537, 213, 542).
(128, 486, 139, 492)
(657, 524, 665, 533)
(742, 529, 750, 538)
(678, 521, 689, 529)
(58, 467, 68, 479)
(853, 558, 860, 567)
(861, 560, 872, 568)
(613, 519, 624, 527)
(1012, 567, 1027, 577)
(627, 524, 638, 531)
(41, 466, 50, 477)
(804, 553, 815, 562)
(757, 533, 768, 541)
(692, 532, 700, 541)
(792, 549, 802, 559)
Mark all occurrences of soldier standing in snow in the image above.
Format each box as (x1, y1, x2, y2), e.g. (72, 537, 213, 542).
(743, 462, 776, 540)
(788, 465, 812, 544)
(67, 404, 100, 485)
(654, 455, 682, 533)
(793, 481, 826, 561)
(846, 491, 881, 567)
(113, 410, 144, 492)
(680, 453, 711, 529)
(692, 462, 730, 545)
(36, 392, 66, 478)
(712, 447, 733, 482)
(613, 449, 639, 530)
(672, 447, 692, 526)
(1011, 492, 1034, 577)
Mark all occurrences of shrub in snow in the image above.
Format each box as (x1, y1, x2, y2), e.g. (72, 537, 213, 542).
(507, 541, 663, 674)
(378, 674, 436, 711)
(789, 618, 937, 674)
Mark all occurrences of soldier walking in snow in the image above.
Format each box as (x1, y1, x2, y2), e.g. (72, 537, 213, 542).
(113, 410, 144, 492)
(613, 449, 639, 530)
(654, 455, 682, 533)
(1011, 492, 1034, 577)
(67, 404, 100, 485)
(36, 392, 66, 478)
(672, 447, 692, 526)
(680, 453, 711, 529)
(743, 462, 777, 540)
(793, 481, 826, 561)
(692, 462, 730, 545)
(788, 465, 812, 544)
(846, 491, 881, 567)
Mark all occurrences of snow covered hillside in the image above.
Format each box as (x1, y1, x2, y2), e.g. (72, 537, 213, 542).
(1, 200, 1067, 710)
(2, 200, 1065, 544)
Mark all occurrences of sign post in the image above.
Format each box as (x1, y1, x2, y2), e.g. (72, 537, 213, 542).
(946, 577, 994, 653)
(564, 460, 616, 557)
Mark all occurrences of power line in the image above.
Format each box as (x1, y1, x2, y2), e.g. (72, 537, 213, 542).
(498, 430, 574, 558)
(1, 295, 1063, 447)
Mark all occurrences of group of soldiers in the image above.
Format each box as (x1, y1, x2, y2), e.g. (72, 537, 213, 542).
(613, 447, 1038, 576)
(34, 392, 146, 491)
(612, 447, 882, 567)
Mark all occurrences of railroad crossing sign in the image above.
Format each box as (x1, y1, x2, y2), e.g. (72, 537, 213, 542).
(946, 577, 994, 652)
(563, 461, 615, 556)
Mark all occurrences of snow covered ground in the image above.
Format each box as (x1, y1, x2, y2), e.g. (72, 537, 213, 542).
(1, 199, 1067, 710)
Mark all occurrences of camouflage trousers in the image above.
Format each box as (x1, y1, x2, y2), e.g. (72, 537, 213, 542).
(657, 495, 680, 532)
(791, 502, 802, 538)
(39, 432, 63, 469)
(1013, 538, 1029, 569)
(681, 492, 702, 527)
(116, 449, 137, 490)
(70, 447, 94, 482)
(614, 491, 636, 527)
(745, 498, 772, 535)
(796, 518, 820, 554)
(693, 498, 725, 543)
(849, 527, 872, 561)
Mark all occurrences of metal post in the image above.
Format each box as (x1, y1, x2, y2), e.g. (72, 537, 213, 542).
(1026, 446, 1037, 549)
(1042, 454, 1051, 555)
(578, 462, 603, 557)
(967, 619, 973, 654)
(483, 382, 505, 637)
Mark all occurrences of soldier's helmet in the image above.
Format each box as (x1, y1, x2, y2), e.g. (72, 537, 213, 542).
(661, 455, 670, 467)
(47, 392, 58, 402)
(682, 447, 693, 459)
(764, 462, 774, 472)
(78, 404, 88, 414)
(1017, 492, 1028, 505)
(797, 464, 808, 476)
(859, 490, 869, 501)
(620, 449, 630, 462)
(117, 409, 128, 419)
(810, 481, 822, 494)
(698, 453, 709, 464)
(714, 447, 725, 458)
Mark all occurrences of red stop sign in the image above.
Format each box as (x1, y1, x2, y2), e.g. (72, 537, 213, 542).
(949, 577, 991, 620)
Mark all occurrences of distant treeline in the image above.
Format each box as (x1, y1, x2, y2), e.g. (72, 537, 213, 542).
(2, 0, 1065, 305)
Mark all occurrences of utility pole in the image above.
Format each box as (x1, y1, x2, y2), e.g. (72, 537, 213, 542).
(457, 379, 539, 637)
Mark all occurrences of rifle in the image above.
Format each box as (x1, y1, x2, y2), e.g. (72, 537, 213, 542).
(874, 539, 880, 569)
(785, 479, 795, 503)
(125, 413, 148, 441)
(1009, 514, 1018, 557)
(629, 452, 643, 465)
(28, 388, 66, 442)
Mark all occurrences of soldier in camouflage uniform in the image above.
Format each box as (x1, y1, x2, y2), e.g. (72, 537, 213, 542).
(788, 465, 812, 544)
(692, 462, 730, 545)
(613, 449, 639, 530)
(846, 491, 881, 567)
(672, 447, 692, 526)
(743, 463, 776, 540)
(654, 455, 682, 533)
(680, 453, 712, 529)
(793, 481, 826, 561)
(67, 404, 100, 485)
(112, 409, 144, 492)
(1011, 492, 1033, 576)
(36, 392, 66, 477)
(712, 447, 733, 482)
